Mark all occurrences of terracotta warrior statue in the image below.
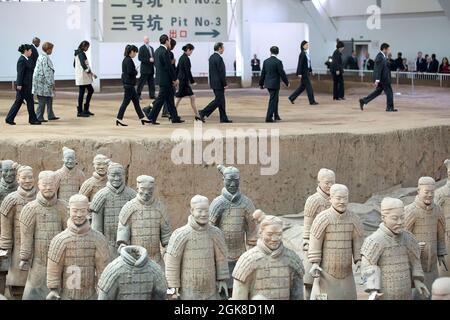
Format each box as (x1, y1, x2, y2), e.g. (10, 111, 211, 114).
(361, 197, 429, 300)
(55, 147, 86, 202)
(0, 160, 20, 295)
(209, 165, 257, 290)
(19, 171, 68, 300)
(91, 162, 136, 258)
(117, 175, 171, 269)
(232, 210, 304, 300)
(0, 165, 37, 298)
(98, 245, 167, 300)
(405, 176, 447, 299)
(432, 277, 450, 300)
(165, 195, 229, 300)
(79, 154, 110, 202)
(302, 168, 335, 300)
(435, 159, 450, 277)
(46, 194, 110, 300)
(308, 184, 363, 300)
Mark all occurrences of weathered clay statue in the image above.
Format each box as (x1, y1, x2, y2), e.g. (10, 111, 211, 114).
(46, 194, 110, 300)
(0, 166, 37, 298)
(91, 162, 136, 258)
(98, 245, 167, 300)
(432, 277, 450, 300)
(117, 175, 171, 269)
(0, 160, 19, 295)
(308, 184, 363, 300)
(436, 159, 450, 277)
(361, 197, 429, 300)
(405, 176, 448, 299)
(79, 154, 110, 201)
(302, 168, 335, 300)
(209, 165, 257, 289)
(19, 171, 68, 300)
(232, 209, 304, 300)
(55, 147, 86, 202)
(165, 195, 229, 300)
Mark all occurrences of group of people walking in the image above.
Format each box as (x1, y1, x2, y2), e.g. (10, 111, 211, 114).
(4, 36, 398, 126)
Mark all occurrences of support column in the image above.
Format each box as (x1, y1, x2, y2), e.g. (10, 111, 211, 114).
(89, 0, 101, 92)
(235, 0, 252, 88)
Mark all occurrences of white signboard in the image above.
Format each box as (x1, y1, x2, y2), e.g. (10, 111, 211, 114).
(103, 0, 228, 42)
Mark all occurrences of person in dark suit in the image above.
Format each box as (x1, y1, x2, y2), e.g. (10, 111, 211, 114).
(175, 44, 203, 122)
(162, 38, 178, 118)
(198, 42, 232, 123)
(395, 52, 405, 71)
(137, 36, 156, 100)
(288, 40, 318, 105)
(416, 52, 427, 72)
(5, 44, 41, 125)
(430, 54, 439, 73)
(330, 41, 345, 100)
(359, 43, 397, 112)
(145, 34, 184, 124)
(364, 53, 375, 70)
(30, 37, 40, 68)
(251, 54, 261, 76)
(115, 45, 151, 127)
(346, 51, 359, 70)
(259, 46, 289, 123)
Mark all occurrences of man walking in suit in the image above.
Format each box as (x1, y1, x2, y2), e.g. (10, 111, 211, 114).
(30, 37, 40, 68)
(259, 46, 289, 123)
(199, 42, 232, 123)
(288, 40, 318, 106)
(359, 43, 397, 112)
(331, 41, 345, 100)
(137, 36, 156, 100)
(147, 34, 184, 124)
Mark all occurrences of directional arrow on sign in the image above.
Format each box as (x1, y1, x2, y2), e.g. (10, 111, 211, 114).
(194, 29, 220, 38)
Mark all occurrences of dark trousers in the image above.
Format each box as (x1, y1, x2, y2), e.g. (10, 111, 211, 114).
(332, 72, 345, 99)
(162, 86, 176, 116)
(149, 85, 180, 122)
(78, 84, 94, 113)
(266, 89, 280, 120)
(289, 75, 315, 104)
(5, 87, 39, 123)
(362, 82, 394, 109)
(201, 89, 229, 122)
(137, 73, 156, 98)
(117, 86, 145, 120)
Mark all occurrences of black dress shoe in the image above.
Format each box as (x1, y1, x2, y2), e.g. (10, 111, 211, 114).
(386, 108, 398, 112)
(359, 99, 365, 111)
(275, 116, 282, 121)
(77, 113, 89, 117)
(220, 119, 233, 123)
(116, 120, 128, 127)
(141, 119, 152, 125)
(288, 98, 295, 104)
(195, 116, 205, 123)
(39, 119, 48, 123)
(29, 121, 42, 125)
(265, 119, 274, 123)
(6, 121, 16, 125)
(172, 119, 185, 124)
(310, 102, 319, 105)
(85, 111, 95, 116)
(48, 117, 60, 121)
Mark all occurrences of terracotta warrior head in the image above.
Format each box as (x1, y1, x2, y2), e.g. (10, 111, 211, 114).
(218, 165, 240, 195)
(317, 168, 335, 195)
(107, 162, 125, 189)
(93, 154, 110, 177)
(62, 147, 76, 170)
(190, 195, 210, 226)
(444, 159, 450, 181)
(69, 194, 90, 226)
(136, 175, 155, 203)
(380, 197, 404, 235)
(253, 209, 283, 250)
(417, 177, 435, 206)
(330, 184, 349, 213)
(432, 277, 450, 300)
(17, 166, 34, 191)
(38, 171, 57, 200)
(1, 160, 19, 184)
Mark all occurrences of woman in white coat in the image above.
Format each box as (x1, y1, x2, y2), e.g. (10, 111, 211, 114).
(74, 40, 97, 117)
(32, 42, 59, 122)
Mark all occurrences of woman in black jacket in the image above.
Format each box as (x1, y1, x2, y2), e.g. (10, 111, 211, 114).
(288, 40, 318, 106)
(116, 45, 151, 126)
(5, 44, 41, 125)
(175, 44, 203, 122)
